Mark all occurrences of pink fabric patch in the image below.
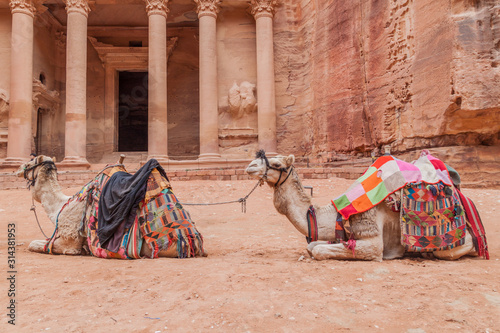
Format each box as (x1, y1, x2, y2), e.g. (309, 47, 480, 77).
(395, 159, 419, 171)
(345, 183, 366, 202)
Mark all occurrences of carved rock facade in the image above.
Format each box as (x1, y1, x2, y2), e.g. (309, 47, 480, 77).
(0, 0, 497, 182)
(273, 0, 499, 175)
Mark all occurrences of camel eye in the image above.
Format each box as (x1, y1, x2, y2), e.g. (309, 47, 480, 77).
(272, 163, 281, 168)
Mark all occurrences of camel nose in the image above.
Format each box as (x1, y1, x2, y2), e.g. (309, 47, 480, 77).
(245, 163, 259, 174)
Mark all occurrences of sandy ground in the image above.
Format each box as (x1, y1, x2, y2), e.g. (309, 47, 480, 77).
(0, 176, 499, 333)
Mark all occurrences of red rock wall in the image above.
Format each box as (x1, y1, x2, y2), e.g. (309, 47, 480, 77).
(274, 0, 500, 162)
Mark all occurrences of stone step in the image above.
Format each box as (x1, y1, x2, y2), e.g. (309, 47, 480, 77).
(3, 164, 496, 190)
(0, 166, 366, 190)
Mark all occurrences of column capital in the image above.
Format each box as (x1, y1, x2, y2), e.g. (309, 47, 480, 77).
(250, 0, 279, 19)
(194, 0, 221, 19)
(144, 0, 169, 18)
(9, 0, 36, 17)
(64, 0, 91, 18)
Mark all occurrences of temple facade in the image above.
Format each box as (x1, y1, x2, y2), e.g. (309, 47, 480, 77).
(0, 0, 278, 167)
(0, 0, 498, 175)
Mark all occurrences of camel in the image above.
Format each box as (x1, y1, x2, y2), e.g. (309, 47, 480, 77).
(17, 155, 205, 258)
(245, 153, 479, 261)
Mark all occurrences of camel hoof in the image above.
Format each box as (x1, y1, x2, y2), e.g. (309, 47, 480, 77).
(28, 240, 47, 253)
(307, 241, 327, 258)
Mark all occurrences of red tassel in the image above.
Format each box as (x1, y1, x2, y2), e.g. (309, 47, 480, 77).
(342, 239, 356, 257)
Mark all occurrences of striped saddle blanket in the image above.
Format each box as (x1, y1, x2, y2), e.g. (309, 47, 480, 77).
(400, 182, 466, 252)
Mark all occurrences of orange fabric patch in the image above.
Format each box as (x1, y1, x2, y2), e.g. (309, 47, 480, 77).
(351, 193, 373, 212)
(361, 172, 382, 193)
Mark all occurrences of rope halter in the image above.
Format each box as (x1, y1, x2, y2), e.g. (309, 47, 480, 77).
(255, 149, 293, 188)
(23, 159, 57, 189)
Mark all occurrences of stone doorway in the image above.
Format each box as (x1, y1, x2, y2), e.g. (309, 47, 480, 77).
(35, 108, 49, 156)
(118, 71, 148, 152)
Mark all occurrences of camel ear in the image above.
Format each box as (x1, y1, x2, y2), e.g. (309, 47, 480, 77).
(285, 155, 295, 167)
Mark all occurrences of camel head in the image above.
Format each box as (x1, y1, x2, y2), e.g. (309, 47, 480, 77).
(16, 155, 58, 190)
(246, 150, 295, 186)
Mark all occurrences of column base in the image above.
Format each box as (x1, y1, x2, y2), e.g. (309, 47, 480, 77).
(147, 155, 169, 164)
(0, 157, 30, 171)
(59, 156, 91, 169)
(198, 153, 221, 161)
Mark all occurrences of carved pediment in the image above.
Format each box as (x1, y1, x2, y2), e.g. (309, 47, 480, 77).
(88, 36, 178, 68)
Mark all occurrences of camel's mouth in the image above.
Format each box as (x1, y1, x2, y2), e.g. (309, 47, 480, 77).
(245, 164, 263, 178)
(15, 166, 26, 178)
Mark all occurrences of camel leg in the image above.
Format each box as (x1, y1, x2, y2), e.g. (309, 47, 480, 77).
(311, 236, 384, 261)
(28, 240, 48, 253)
(307, 241, 328, 257)
(28, 237, 83, 255)
(143, 242, 207, 258)
(49, 237, 84, 255)
(433, 231, 477, 260)
(157, 245, 181, 258)
(140, 243, 180, 258)
(156, 243, 208, 258)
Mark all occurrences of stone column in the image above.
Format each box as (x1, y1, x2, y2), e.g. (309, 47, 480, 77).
(251, 0, 278, 156)
(4, 0, 36, 165)
(195, 0, 221, 160)
(61, 0, 90, 167)
(145, 0, 169, 162)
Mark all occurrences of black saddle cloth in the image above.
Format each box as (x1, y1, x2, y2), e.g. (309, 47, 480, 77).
(97, 159, 168, 252)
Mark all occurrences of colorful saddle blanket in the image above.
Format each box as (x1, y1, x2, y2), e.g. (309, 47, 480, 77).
(88, 165, 204, 259)
(49, 164, 205, 259)
(400, 182, 466, 252)
(332, 150, 453, 220)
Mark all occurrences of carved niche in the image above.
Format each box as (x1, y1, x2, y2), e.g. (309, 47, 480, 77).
(228, 81, 257, 119)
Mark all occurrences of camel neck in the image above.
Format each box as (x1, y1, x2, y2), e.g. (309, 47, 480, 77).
(33, 174, 70, 224)
(272, 173, 337, 242)
(273, 173, 313, 236)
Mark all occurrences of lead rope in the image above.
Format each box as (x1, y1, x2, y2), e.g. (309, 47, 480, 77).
(30, 196, 49, 239)
(179, 177, 264, 213)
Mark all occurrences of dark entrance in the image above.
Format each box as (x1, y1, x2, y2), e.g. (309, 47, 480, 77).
(118, 71, 148, 151)
(35, 108, 49, 156)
